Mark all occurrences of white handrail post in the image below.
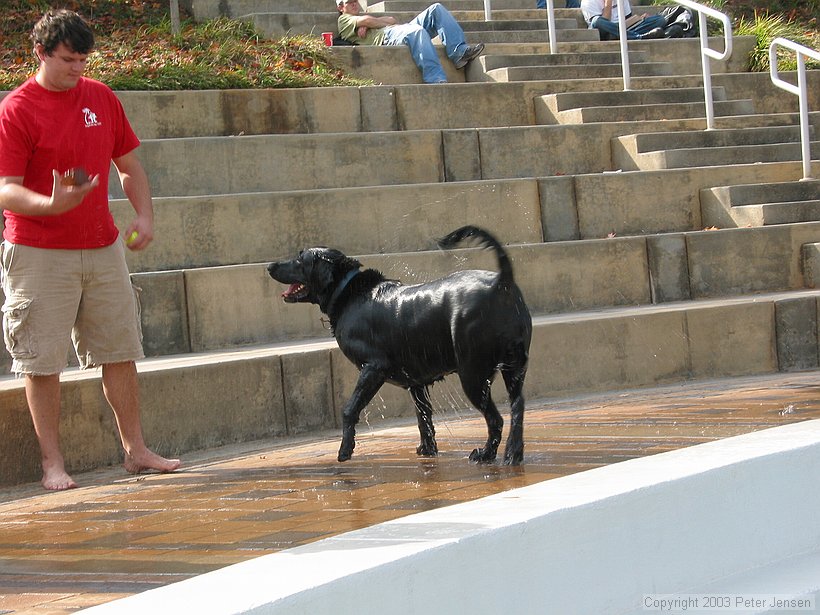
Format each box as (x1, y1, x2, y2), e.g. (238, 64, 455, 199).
(617, 7, 631, 90)
(796, 52, 812, 180)
(483, 0, 492, 22)
(546, 0, 557, 54)
(769, 37, 820, 180)
(697, 10, 715, 129)
(670, 1, 732, 130)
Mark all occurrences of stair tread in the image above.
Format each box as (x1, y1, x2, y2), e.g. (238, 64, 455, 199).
(5, 288, 818, 389)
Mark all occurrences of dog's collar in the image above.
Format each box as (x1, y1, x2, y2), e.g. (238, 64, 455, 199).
(325, 268, 360, 315)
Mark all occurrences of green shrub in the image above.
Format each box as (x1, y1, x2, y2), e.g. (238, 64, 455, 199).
(735, 12, 819, 71)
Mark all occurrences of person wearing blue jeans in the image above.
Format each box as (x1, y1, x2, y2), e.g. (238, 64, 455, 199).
(581, 0, 666, 40)
(336, 0, 484, 83)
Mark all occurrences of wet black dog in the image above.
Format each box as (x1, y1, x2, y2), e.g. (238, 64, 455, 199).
(266, 226, 532, 465)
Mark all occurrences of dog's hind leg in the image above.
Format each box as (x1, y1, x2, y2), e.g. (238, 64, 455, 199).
(410, 386, 438, 457)
(339, 365, 386, 462)
(458, 369, 503, 463)
(501, 366, 527, 465)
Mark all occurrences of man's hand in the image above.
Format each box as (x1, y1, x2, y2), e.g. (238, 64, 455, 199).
(49, 169, 99, 214)
(123, 215, 153, 251)
(0, 171, 99, 217)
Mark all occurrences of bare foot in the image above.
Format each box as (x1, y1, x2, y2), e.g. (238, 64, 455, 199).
(41, 464, 79, 491)
(124, 448, 181, 475)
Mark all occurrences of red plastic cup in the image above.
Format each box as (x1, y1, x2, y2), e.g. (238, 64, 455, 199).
(321, 32, 333, 46)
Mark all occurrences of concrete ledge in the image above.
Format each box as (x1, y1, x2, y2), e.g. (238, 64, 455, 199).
(79, 419, 820, 615)
(5, 219, 818, 370)
(118, 120, 814, 199)
(133, 222, 820, 355)
(4, 291, 819, 486)
(113, 71, 818, 141)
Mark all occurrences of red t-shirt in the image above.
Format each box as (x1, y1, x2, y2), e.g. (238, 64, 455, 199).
(0, 76, 140, 249)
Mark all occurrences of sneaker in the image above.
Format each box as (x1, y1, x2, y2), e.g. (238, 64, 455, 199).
(640, 27, 665, 40)
(454, 43, 485, 69)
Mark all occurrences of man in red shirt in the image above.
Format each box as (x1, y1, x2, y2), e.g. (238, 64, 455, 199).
(0, 10, 180, 490)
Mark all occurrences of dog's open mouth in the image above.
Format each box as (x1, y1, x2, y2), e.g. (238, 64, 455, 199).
(282, 282, 309, 303)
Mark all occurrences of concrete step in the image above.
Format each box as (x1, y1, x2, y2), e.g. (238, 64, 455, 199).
(28, 221, 819, 362)
(3, 288, 818, 486)
(243, 12, 585, 38)
(804, 242, 820, 288)
(484, 61, 671, 82)
(4, 212, 817, 372)
(537, 86, 757, 124)
(558, 100, 755, 123)
(115, 117, 812, 199)
(101, 162, 816, 274)
(541, 86, 724, 113)
(701, 180, 820, 228)
(613, 124, 820, 171)
(627, 125, 817, 152)
(466, 28, 599, 44)
(478, 50, 651, 70)
(190, 0, 335, 19)
(368, 0, 577, 10)
(459, 18, 578, 31)
(139, 222, 820, 356)
(114, 75, 812, 139)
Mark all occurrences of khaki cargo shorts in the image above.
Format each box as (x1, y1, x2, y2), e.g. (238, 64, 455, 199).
(1, 240, 144, 375)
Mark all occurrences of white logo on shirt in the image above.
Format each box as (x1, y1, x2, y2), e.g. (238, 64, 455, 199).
(82, 107, 101, 127)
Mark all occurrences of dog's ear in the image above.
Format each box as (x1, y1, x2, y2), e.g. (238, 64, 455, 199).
(340, 256, 362, 272)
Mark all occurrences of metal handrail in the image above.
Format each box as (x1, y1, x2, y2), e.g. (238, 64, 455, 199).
(546, 0, 557, 54)
(485, 0, 558, 54)
(616, 0, 732, 127)
(769, 38, 820, 180)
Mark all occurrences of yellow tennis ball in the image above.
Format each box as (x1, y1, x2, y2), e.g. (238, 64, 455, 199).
(126, 231, 139, 245)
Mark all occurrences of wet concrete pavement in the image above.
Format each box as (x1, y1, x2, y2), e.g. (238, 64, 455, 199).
(2, 371, 820, 614)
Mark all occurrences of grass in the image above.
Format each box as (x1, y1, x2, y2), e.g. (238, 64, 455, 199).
(0, 0, 370, 90)
(0, 0, 817, 91)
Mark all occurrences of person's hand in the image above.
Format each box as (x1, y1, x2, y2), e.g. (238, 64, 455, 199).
(48, 169, 99, 215)
(357, 25, 368, 37)
(123, 216, 154, 251)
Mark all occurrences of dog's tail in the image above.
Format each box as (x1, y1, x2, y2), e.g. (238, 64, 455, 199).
(437, 225, 515, 287)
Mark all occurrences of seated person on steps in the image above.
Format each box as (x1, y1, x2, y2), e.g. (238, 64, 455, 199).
(581, 0, 667, 40)
(336, 0, 485, 84)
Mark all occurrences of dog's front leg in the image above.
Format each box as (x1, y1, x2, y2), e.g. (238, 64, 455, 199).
(338, 365, 386, 462)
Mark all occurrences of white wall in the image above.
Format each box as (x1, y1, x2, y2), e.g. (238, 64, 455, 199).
(81, 420, 820, 615)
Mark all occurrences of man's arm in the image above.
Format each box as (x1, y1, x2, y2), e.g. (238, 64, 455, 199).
(351, 14, 397, 28)
(0, 173, 99, 216)
(113, 150, 153, 251)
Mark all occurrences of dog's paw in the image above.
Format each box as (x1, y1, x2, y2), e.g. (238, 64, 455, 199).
(469, 447, 497, 464)
(503, 442, 524, 466)
(503, 451, 524, 466)
(416, 442, 438, 457)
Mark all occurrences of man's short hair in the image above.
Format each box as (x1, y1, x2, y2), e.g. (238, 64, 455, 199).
(31, 9, 95, 56)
